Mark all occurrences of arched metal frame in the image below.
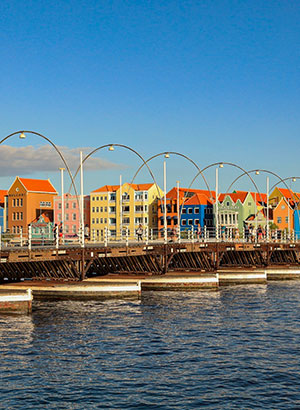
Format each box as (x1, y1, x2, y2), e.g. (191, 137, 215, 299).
(0, 130, 80, 215)
(128, 151, 214, 233)
(226, 169, 300, 234)
(178, 162, 264, 228)
(69, 144, 165, 238)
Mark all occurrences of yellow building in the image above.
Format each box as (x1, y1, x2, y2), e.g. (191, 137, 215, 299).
(90, 182, 163, 240)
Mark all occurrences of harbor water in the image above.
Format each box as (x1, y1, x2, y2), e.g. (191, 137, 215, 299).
(1, 282, 300, 409)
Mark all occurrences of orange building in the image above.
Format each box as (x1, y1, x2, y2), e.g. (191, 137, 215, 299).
(272, 197, 293, 231)
(7, 177, 57, 234)
(157, 187, 215, 234)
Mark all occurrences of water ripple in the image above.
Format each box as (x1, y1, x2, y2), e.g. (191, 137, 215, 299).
(0, 282, 300, 409)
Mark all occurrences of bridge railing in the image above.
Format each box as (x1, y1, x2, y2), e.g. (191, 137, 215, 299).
(1, 225, 300, 249)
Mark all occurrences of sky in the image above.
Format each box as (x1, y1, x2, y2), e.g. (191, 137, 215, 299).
(0, 0, 300, 195)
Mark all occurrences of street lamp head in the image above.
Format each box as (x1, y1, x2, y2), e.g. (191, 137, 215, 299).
(164, 153, 170, 159)
(108, 145, 115, 151)
(219, 163, 224, 168)
(59, 167, 65, 171)
(292, 177, 296, 182)
(255, 170, 260, 175)
(19, 132, 26, 139)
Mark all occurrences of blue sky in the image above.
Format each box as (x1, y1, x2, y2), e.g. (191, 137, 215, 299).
(0, 0, 299, 195)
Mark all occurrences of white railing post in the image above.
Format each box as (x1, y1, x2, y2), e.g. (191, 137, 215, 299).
(20, 227, 23, 247)
(28, 225, 32, 251)
(145, 226, 149, 245)
(120, 227, 122, 243)
(204, 225, 207, 242)
(92, 228, 96, 243)
(164, 227, 167, 244)
(0, 226, 2, 251)
(104, 226, 108, 247)
(191, 225, 194, 243)
(292, 229, 295, 243)
(188, 229, 190, 241)
(243, 227, 245, 242)
(178, 225, 181, 243)
(126, 227, 129, 246)
(150, 228, 153, 241)
(56, 225, 59, 249)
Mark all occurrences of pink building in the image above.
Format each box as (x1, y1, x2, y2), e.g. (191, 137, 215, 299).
(54, 194, 90, 236)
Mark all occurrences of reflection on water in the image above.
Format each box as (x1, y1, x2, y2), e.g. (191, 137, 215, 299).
(1, 283, 300, 409)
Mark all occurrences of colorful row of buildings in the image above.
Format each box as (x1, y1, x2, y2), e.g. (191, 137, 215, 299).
(1, 176, 300, 238)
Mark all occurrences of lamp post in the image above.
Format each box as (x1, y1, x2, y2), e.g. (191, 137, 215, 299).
(163, 154, 169, 244)
(80, 151, 84, 248)
(266, 176, 269, 241)
(59, 167, 65, 244)
(176, 180, 180, 240)
(215, 163, 223, 241)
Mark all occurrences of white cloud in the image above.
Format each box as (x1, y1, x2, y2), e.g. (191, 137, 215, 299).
(0, 145, 123, 177)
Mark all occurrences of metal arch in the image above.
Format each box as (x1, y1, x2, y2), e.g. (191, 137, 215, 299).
(69, 143, 164, 207)
(225, 169, 300, 234)
(226, 169, 298, 206)
(269, 176, 300, 198)
(128, 151, 213, 199)
(0, 130, 79, 202)
(179, 162, 264, 226)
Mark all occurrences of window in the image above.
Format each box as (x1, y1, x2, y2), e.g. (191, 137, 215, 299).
(188, 208, 193, 214)
(66, 203, 69, 209)
(96, 218, 99, 224)
(20, 199, 23, 206)
(277, 217, 282, 223)
(104, 218, 107, 224)
(182, 208, 187, 214)
(58, 203, 62, 209)
(285, 216, 288, 223)
(100, 218, 103, 223)
(281, 205, 285, 210)
(20, 212, 23, 220)
(73, 203, 76, 209)
(248, 202, 251, 206)
(66, 214, 69, 221)
(13, 199, 16, 207)
(104, 196, 107, 201)
(65, 225, 69, 233)
(13, 212, 15, 220)
(195, 219, 199, 225)
(92, 218, 95, 224)
(92, 197, 95, 201)
(194, 208, 199, 214)
(16, 212, 19, 220)
(99, 207, 102, 212)
(226, 202, 230, 206)
(16, 199, 19, 206)
(72, 213, 76, 221)
(72, 225, 77, 233)
(182, 220, 187, 226)
(188, 219, 193, 225)
(105, 207, 107, 212)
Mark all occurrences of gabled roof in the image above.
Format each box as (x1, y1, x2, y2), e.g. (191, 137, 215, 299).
(92, 183, 155, 193)
(166, 187, 215, 201)
(218, 192, 245, 203)
(185, 193, 213, 206)
(18, 178, 57, 193)
(276, 187, 300, 201)
(0, 190, 8, 203)
(250, 192, 267, 204)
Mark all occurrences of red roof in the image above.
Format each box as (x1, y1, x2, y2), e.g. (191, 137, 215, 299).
(250, 191, 267, 204)
(185, 193, 213, 206)
(92, 183, 155, 193)
(218, 192, 247, 203)
(19, 178, 57, 193)
(166, 187, 215, 201)
(0, 190, 7, 203)
(277, 188, 300, 202)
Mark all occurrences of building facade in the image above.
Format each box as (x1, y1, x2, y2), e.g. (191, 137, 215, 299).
(54, 194, 90, 236)
(90, 183, 162, 239)
(7, 177, 57, 235)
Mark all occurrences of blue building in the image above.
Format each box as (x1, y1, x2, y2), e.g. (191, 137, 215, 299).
(180, 193, 213, 231)
(294, 209, 300, 239)
(0, 206, 4, 231)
